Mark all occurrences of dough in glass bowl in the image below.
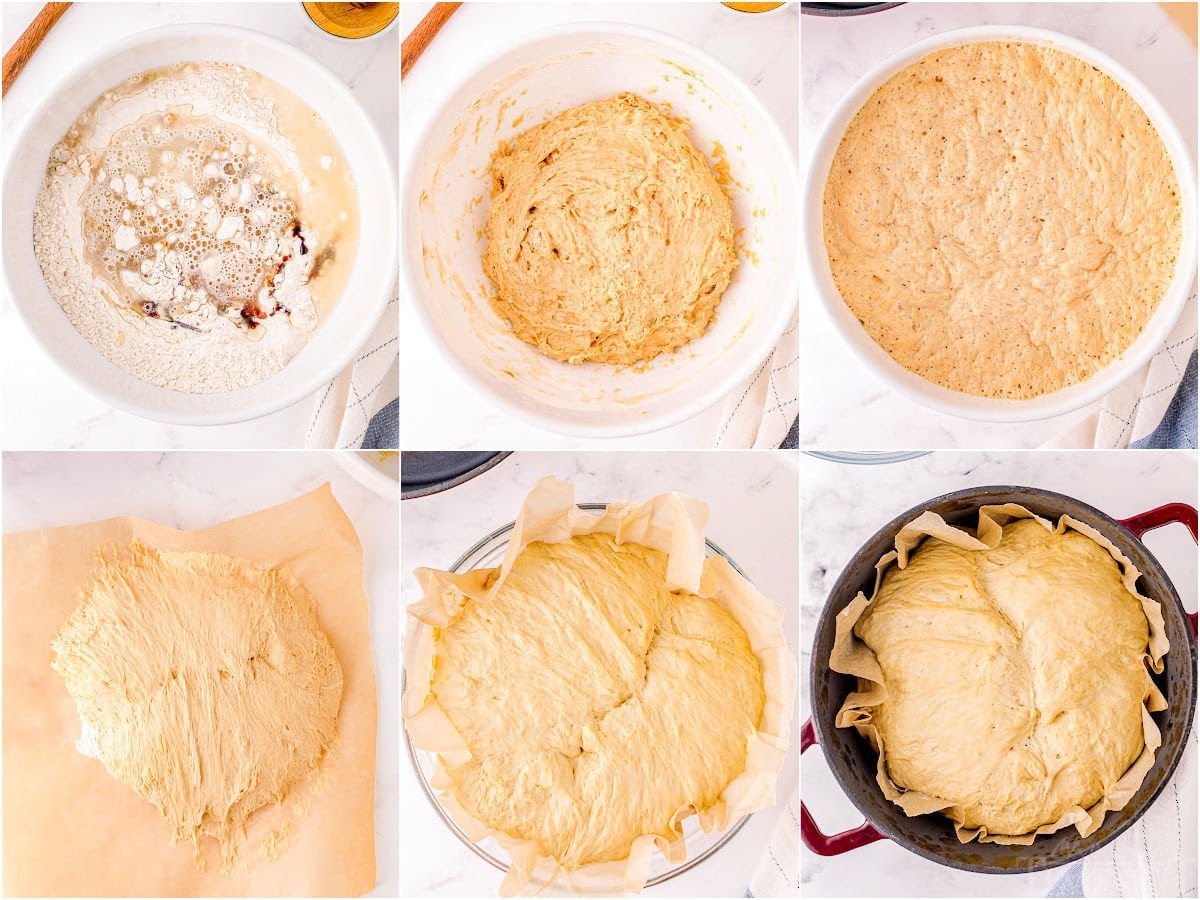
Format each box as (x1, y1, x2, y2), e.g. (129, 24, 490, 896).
(404, 477, 794, 895)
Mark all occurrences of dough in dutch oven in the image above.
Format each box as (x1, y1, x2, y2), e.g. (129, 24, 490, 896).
(831, 504, 1168, 842)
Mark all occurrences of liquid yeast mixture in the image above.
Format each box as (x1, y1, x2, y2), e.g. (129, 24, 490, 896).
(33, 62, 358, 394)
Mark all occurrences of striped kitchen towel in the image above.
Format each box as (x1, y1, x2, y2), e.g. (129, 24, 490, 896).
(1132, 349, 1197, 449)
(716, 309, 799, 449)
(747, 788, 799, 898)
(1079, 725, 1197, 897)
(1045, 288, 1197, 449)
(305, 294, 399, 449)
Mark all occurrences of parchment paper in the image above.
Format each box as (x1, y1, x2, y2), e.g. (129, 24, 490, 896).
(403, 476, 795, 896)
(2, 484, 377, 897)
(830, 503, 1169, 844)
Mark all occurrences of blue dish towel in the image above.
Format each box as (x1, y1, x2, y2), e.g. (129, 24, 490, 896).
(362, 397, 398, 449)
(1132, 350, 1197, 449)
(1048, 862, 1085, 897)
(781, 416, 799, 449)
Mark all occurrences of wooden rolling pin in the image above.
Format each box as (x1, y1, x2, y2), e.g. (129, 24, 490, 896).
(402, 2, 460, 79)
(3, 2, 71, 96)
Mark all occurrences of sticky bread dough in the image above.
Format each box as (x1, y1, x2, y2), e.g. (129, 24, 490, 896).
(431, 533, 765, 869)
(482, 93, 738, 365)
(51, 542, 343, 869)
(854, 518, 1159, 836)
(822, 41, 1182, 399)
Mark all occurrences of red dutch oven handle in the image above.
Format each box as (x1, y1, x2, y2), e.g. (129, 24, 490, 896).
(801, 718, 887, 855)
(1118, 502, 1198, 640)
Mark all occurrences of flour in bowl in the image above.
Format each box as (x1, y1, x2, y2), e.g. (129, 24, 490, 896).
(33, 62, 358, 393)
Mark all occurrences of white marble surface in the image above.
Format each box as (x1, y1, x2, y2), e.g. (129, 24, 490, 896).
(1, 450, 400, 896)
(800, 2, 1199, 449)
(399, 2, 798, 450)
(400, 450, 800, 896)
(800, 450, 1199, 897)
(0, 2, 398, 449)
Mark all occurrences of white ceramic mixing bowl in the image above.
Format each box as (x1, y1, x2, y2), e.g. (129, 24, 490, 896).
(2, 24, 397, 425)
(803, 26, 1198, 423)
(403, 24, 798, 438)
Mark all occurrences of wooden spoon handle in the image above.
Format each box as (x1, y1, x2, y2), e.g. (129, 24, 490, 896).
(401, 2, 461, 79)
(3, 2, 72, 97)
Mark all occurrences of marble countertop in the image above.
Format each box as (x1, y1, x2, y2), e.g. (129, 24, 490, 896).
(800, 2, 1198, 449)
(400, 450, 800, 896)
(1, 450, 400, 896)
(0, 2, 398, 449)
(800, 450, 1198, 897)
(399, 2, 798, 450)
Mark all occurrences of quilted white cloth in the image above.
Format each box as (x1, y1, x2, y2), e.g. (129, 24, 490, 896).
(305, 295, 398, 449)
(716, 309, 799, 449)
(748, 788, 800, 898)
(1081, 726, 1197, 898)
(1045, 288, 1197, 449)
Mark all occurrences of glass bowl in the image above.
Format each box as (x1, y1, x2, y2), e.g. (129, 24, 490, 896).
(805, 450, 931, 465)
(403, 504, 753, 893)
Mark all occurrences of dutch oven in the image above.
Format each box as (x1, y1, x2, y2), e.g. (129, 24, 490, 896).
(803, 486, 1197, 872)
(400, 452, 511, 500)
(801, 3, 905, 15)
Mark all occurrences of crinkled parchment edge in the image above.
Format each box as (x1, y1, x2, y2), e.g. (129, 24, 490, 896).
(402, 476, 795, 895)
(830, 503, 1169, 845)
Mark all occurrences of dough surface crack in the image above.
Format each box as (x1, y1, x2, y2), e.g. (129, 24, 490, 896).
(431, 533, 764, 869)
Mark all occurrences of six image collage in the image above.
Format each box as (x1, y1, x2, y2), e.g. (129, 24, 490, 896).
(1, 1, 1197, 899)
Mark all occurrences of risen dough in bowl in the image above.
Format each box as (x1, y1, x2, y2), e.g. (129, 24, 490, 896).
(832, 505, 1168, 843)
(483, 94, 737, 365)
(823, 41, 1182, 399)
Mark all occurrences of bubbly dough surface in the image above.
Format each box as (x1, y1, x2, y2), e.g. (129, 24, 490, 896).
(855, 519, 1155, 835)
(431, 533, 764, 869)
(52, 543, 343, 867)
(483, 94, 738, 365)
(823, 42, 1182, 399)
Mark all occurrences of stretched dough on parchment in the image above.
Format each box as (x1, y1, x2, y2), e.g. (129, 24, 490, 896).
(52, 543, 343, 872)
(3, 484, 376, 898)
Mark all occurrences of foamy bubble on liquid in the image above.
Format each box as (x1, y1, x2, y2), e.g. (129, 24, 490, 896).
(80, 113, 300, 317)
